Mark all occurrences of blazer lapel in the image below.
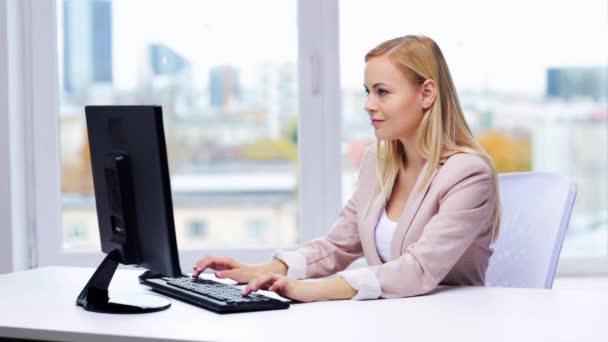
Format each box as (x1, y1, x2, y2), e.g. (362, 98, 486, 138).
(361, 187, 390, 266)
(389, 159, 442, 260)
(361, 156, 447, 264)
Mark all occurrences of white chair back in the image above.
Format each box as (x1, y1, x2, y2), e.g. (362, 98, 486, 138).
(485, 172, 577, 289)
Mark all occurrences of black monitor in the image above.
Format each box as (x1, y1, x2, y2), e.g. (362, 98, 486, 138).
(76, 105, 182, 314)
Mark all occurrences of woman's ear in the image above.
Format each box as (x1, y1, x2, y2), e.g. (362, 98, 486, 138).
(420, 79, 437, 110)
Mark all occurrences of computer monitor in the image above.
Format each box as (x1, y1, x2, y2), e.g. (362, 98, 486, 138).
(76, 105, 182, 314)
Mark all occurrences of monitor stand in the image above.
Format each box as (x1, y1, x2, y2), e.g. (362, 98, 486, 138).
(76, 249, 171, 314)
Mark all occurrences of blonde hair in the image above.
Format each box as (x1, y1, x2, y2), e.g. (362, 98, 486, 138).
(365, 35, 501, 242)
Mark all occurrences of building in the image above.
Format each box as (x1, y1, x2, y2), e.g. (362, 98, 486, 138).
(61, 172, 298, 251)
(148, 43, 189, 76)
(546, 67, 608, 102)
(63, 0, 113, 95)
(209, 66, 242, 108)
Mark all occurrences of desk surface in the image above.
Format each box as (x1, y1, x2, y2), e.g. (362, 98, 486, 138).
(0, 266, 606, 342)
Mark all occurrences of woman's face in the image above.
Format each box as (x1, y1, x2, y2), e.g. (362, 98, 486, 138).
(364, 56, 424, 141)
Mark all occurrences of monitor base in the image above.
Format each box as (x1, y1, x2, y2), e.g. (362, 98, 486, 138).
(79, 291, 171, 314)
(76, 250, 171, 314)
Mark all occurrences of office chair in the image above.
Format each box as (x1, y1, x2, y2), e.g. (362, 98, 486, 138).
(485, 172, 577, 289)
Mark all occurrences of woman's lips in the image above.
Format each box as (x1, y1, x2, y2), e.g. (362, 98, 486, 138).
(371, 119, 385, 126)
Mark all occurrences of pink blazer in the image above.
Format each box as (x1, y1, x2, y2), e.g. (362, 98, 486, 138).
(296, 146, 497, 298)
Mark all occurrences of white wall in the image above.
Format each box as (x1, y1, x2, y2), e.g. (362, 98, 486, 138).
(0, 0, 14, 274)
(0, 0, 35, 274)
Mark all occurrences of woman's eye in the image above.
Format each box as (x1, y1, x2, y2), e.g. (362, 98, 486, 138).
(378, 89, 388, 95)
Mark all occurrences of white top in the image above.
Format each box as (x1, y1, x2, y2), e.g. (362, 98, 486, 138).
(374, 209, 398, 263)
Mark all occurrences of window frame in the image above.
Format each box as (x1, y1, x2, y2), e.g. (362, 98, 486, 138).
(0, 0, 13, 273)
(4, 0, 606, 276)
(1, 0, 51, 273)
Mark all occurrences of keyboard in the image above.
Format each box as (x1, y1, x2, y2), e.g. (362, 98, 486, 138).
(139, 273, 290, 314)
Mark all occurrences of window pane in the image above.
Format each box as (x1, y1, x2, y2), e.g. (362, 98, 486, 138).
(59, 0, 299, 251)
(187, 221, 208, 239)
(340, 0, 608, 258)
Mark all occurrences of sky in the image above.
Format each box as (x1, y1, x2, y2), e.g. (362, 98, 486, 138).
(72, 0, 608, 96)
(111, 0, 298, 90)
(341, 0, 608, 94)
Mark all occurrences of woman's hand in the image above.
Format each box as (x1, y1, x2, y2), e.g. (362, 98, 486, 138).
(192, 256, 287, 284)
(241, 273, 323, 303)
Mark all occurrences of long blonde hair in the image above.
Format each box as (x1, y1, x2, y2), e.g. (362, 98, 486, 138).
(365, 35, 501, 242)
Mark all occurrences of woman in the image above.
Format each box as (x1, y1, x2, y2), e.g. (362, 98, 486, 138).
(192, 35, 501, 302)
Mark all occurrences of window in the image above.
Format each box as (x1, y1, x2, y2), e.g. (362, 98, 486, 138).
(19, 0, 604, 274)
(339, 0, 608, 262)
(63, 221, 91, 251)
(187, 221, 208, 239)
(57, 0, 299, 251)
(246, 219, 270, 240)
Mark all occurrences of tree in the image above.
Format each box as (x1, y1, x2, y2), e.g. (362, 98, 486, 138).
(242, 137, 297, 161)
(477, 131, 532, 173)
(61, 130, 94, 195)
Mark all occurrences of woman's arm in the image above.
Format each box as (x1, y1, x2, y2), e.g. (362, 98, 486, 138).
(318, 277, 358, 300)
(259, 259, 288, 275)
(242, 273, 357, 302)
(273, 146, 377, 279)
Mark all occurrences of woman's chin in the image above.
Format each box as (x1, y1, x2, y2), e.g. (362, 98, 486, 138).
(373, 130, 391, 140)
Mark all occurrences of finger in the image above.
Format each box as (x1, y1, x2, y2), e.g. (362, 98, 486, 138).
(193, 257, 214, 276)
(193, 256, 215, 274)
(241, 276, 264, 295)
(241, 282, 254, 296)
(192, 264, 205, 278)
(212, 256, 237, 267)
(215, 269, 237, 279)
(260, 282, 273, 290)
(258, 276, 280, 291)
(242, 274, 276, 296)
(241, 278, 255, 296)
(253, 274, 278, 291)
(195, 256, 213, 268)
(194, 256, 237, 274)
(213, 265, 233, 271)
(269, 278, 287, 292)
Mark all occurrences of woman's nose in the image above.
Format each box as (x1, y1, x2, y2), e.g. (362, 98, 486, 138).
(364, 96, 377, 114)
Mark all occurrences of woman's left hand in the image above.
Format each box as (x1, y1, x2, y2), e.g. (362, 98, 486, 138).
(241, 273, 321, 303)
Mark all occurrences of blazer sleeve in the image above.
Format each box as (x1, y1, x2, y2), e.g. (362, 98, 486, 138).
(339, 158, 496, 299)
(275, 146, 375, 279)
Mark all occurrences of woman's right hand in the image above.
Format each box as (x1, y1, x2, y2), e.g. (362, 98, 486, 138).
(192, 256, 287, 284)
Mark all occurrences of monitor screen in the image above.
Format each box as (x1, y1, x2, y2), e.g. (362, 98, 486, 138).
(76, 105, 184, 313)
(85, 105, 181, 277)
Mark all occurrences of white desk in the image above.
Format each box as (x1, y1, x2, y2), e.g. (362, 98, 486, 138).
(0, 266, 606, 342)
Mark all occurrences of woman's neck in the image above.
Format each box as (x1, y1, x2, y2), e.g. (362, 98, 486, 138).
(399, 137, 425, 174)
